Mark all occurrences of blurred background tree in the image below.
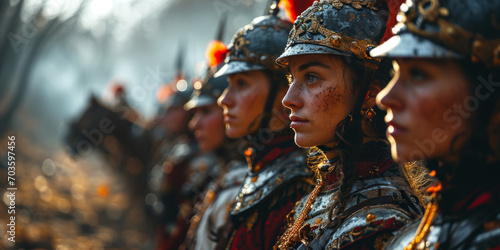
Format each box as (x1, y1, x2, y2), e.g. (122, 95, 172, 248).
(0, 0, 269, 249)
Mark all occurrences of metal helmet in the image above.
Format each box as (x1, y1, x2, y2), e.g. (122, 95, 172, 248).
(160, 80, 193, 111)
(276, 0, 398, 69)
(276, 0, 403, 130)
(214, 13, 293, 78)
(184, 66, 228, 110)
(214, 3, 295, 131)
(370, 0, 500, 69)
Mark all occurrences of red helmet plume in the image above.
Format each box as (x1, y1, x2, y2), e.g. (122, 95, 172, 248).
(279, 0, 315, 22)
(206, 40, 228, 67)
(381, 0, 405, 43)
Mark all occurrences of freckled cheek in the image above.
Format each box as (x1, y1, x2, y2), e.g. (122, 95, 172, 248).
(313, 86, 343, 120)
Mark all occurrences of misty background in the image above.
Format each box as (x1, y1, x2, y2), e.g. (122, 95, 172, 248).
(0, 0, 274, 248)
(1, 0, 268, 150)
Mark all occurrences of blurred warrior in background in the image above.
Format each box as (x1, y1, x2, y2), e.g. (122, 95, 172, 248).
(214, 2, 314, 249)
(181, 42, 247, 250)
(372, 0, 500, 249)
(149, 80, 221, 249)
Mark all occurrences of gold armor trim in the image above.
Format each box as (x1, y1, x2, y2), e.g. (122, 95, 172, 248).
(330, 0, 381, 11)
(225, 24, 285, 71)
(401, 0, 500, 68)
(404, 193, 438, 250)
(285, 1, 382, 66)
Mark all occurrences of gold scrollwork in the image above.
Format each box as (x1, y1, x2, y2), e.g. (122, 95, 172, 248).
(331, 0, 380, 11)
(286, 12, 380, 63)
(225, 25, 283, 70)
(402, 0, 500, 68)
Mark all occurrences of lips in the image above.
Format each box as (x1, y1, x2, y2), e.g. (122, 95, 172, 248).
(387, 121, 407, 136)
(290, 115, 309, 129)
(224, 113, 236, 124)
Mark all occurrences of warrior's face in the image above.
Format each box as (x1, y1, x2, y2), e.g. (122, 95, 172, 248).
(188, 104, 226, 153)
(218, 70, 271, 138)
(377, 59, 471, 163)
(283, 54, 355, 148)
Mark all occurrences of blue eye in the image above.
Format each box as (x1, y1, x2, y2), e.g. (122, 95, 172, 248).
(305, 74, 317, 84)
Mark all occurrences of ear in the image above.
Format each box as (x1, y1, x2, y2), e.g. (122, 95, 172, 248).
(362, 80, 383, 109)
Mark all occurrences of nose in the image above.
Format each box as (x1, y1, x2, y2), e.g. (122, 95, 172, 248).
(282, 81, 303, 111)
(377, 75, 404, 113)
(218, 87, 233, 110)
(189, 111, 202, 131)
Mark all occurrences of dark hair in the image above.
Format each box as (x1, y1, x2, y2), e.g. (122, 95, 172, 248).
(321, 56, 392, 222)
(435, 60, 500, 188)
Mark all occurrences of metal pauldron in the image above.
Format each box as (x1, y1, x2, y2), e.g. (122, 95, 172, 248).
(400, 0, 500, 68)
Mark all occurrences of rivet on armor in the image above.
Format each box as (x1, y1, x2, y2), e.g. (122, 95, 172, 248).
(439, 7, 449, 16)
(315, 218, 322, 225)
(254, 163, 262, 172)
(252, 176, 259, 183)
(366, 213, 376, 223)
(330, 35, 341, 47)
(352, 226, 363, 237)
(446, 27, 454, 36)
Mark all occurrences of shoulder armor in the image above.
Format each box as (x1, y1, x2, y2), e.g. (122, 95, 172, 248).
(181, 153, 221, 195)
(386, 208, 500, 250)
(300, 164, 423, 249)
(230, 149, 310, 216)
(471, 212, 500, 250)
(221, 161, 247, 189)
(167, 142, 197, 164)
(345, 165, 423, 216)
(324, 205, 413, 249)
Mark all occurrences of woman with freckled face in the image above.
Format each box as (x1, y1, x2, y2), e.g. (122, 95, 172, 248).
(213, 5, 313, 250)
(274, 0, 426, 249)
(371, 0, 500, 249)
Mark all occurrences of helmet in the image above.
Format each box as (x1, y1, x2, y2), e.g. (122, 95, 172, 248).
(184, 66, 228, 110)
(276, 0, 398, 68)
(370, 0, 500, 69)
(276, 0, 403, 122)
(214, 13, 293, 78)
(185, 39, 229, 110)
(160, 80, 193, 111)
(214, 3, 295, 130)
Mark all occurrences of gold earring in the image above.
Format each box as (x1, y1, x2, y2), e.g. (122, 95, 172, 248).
(363, 107, 376, 122)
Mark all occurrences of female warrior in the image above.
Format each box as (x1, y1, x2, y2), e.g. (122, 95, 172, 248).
(214, 4, 313, 249)
(274, 0, 424, 249)
(181, 47, 247, 250)
(372, 0, 500, 249)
